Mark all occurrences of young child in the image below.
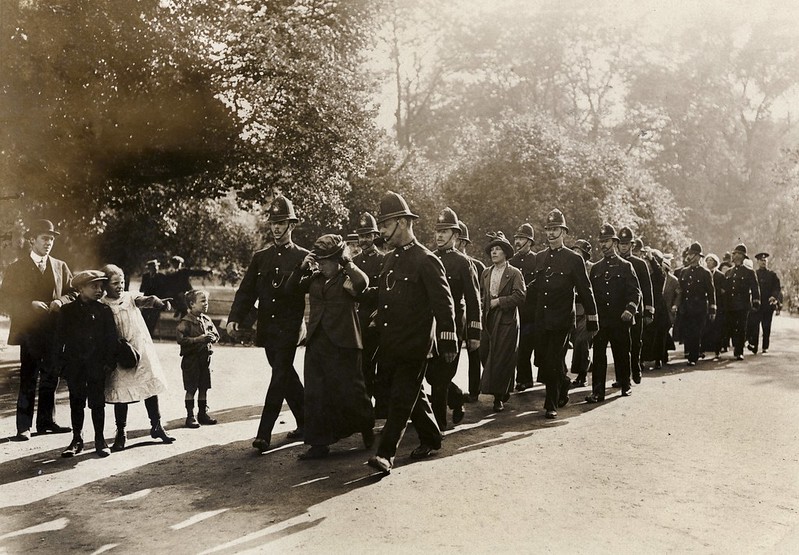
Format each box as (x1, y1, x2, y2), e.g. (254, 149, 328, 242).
(100, 264, 175, 451)
(175, 289, 220, 428)
(55, 270, 118, 457)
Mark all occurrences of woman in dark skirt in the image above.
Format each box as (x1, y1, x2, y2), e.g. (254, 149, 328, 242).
(287, 234, 375, 460)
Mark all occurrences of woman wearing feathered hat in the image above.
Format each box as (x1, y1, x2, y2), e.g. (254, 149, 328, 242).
(479, 231, 525, 412)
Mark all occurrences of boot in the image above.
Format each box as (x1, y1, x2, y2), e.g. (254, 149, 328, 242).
(150, 422, 175, 443)
(111, 427, 127, 452)
(61, 434, 84, 458)
(185, 400, 200, 428)
(95, 435, 111, 458)
(197, 401, 217, 425)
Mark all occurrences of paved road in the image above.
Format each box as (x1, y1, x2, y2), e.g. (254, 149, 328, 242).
(0, 317, 798, 554)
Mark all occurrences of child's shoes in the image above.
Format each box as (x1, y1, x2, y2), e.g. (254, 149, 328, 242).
(185, 415, 201, 428)
(61, 436, 84, 458)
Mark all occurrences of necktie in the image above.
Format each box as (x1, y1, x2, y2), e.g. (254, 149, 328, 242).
(38, 259, 46, 274)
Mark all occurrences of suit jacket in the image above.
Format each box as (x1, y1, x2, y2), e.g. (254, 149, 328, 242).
(288, 262, 368, 349)
(0, 254, 74, 345)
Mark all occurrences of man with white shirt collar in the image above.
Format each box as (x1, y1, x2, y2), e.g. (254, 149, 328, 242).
(0, 219, 75, 440)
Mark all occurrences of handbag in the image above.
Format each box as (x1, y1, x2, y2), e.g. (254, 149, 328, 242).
(116, 338, 141, 369)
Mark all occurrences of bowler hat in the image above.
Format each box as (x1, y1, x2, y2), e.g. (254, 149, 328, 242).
(484, 231, 514, 258)
(755, 252, 770, 260)
(71, 270, 108, 289)
(376, 191, 418, 224)
(356, 212, 379, 235)
(116, 338, 141, 369)
(435, 207, 461, 231)
(618, 226, 635, 244)
(688, 242, 703, 256)
(544, 209, 569, 232)
(598, 224, 618, 241)
(514, 223, 535, 242)
(267, 195, 298, 222)
(574, 239, 592, 258)
(26, 219, 60, 238)
(311, 234, 345, 260)
(732, 243, 748, 258)
(457, 221, 471, 244)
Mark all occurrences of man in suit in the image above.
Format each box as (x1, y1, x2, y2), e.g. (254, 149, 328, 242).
(586, 225, 641, 402)
(456, 220, 486, 403)
(747, 252, 781, 354)
(531, 209, 597, 418)
(725, 244, 760, 360)
(509, 223, 538, 391)
(0, 219, 75, 440)
(227, 196, 309, 452)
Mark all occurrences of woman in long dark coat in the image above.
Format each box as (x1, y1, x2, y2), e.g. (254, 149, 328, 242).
(479, 232, 526, 412)
(287, 234, 375, 460)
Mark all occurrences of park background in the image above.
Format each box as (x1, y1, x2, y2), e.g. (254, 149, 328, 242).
(1, 0, 798, 303)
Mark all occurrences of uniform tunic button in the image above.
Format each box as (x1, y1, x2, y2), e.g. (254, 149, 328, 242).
(383, 323, 388, 327)
(384, 305, 388, 308)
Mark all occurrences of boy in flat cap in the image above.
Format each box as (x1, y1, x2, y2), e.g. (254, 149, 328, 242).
(55, 270, 119, 457)
(0, 219, 75, 440)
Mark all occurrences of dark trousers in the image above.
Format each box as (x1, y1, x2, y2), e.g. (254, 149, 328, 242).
(361, 328, 379, 398)
(570, 317, 591, 382)
(17, 338, 59, 433)
(630, 317, 643, 378)
(375, 357, 441, 461)
(113, 396, 161, 428)
(538, 328, 571, 411)
(515, 324, 535, 385)
(681, 311, 706, 363)
(747, 308, 774, 351)
(728, 309, 749, 357)
(467, 347, 482, 397)
(256, 345, 305, 440)
(427, 346, 463, 430)
(67, 377, 106, 439)
(592, 325, 631, 397)
(141, 308, 161, 338)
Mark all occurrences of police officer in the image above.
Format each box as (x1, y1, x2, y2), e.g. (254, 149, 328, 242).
(725, 243, 760, 360)
(227, 196, 309, 452)
(570, 239, 594, 387)
(676, 242, 716, 366)
(352, 212, 385, 401)
(617, 227, 654, 384)
(531, 209, 597, 419)
(747, 252, 781, 354)
(427, 207, 481, 430)
(456, 220, 486, 403)
(366, 191, 458, 474)
(509, 223, 538, 391)
(586, 225, 640, 402)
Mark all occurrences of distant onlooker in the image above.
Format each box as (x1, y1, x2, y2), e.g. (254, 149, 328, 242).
(161, 255, 211, 319)
(140, 259, 166, 336)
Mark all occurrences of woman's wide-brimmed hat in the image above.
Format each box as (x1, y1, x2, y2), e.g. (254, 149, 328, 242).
(484, 231, 514, 258)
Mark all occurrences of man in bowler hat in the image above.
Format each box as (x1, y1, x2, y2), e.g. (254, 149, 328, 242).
(227, 195, 308, 452)
(365, 191, 458, 474)
(0, 219, 75, 440)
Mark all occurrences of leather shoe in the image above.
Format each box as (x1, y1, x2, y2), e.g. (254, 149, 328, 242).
(687, 361, 696, 367)
(185, 415, 200, 429)
(621, 388, 632, 397)
(61, 437, 84, 458)
(452, 406, 465, 425)
(585, 395, 604, 403)
(747, 343, 757, 354)
(95, 438, 111, 458)
(611, 382, 620, 388)
(571, 380, 586, 387)
(150, 423, 175, 443)
(493, 400, 504, 412)
(545, 410, 557, 419)
(13, 430, 31, 441)
(367, 455, 392, 474)
(735, 355, 744, 361)
(632, 373, 641, 384)
(197, 411, 217, 425)
(362, 428, 375, 449)
(252, 437, 271, 452)
(410, 444, 438, 459)
(501, 393, 511, 402)
(515, 381, 534, 392)
(36, 422, 72, 435)
(298, 445, 330, 460)
(462, 394, 479, 403)
(286, 428, 304, 440)
(111, 428, 127, 452)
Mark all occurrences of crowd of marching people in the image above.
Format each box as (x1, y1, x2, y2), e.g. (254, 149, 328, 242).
(0, 193, 784, 474)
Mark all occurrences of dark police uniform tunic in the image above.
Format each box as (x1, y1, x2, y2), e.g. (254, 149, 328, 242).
(228, 241, 310, 440)
(677, 264, 716, 363)
(352, 245, 385, 396)
(427, 247, 481, 429)
(372, 239, 457, 461)
(510, 248, 539, 386)
(621, 253, 654, 380)
(724, 264, 760, 358)
(748, 267, 781, 352)
(467, 255, 487, 398)
(532, 246, 597, 411)
(589, 254, 641, 397)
